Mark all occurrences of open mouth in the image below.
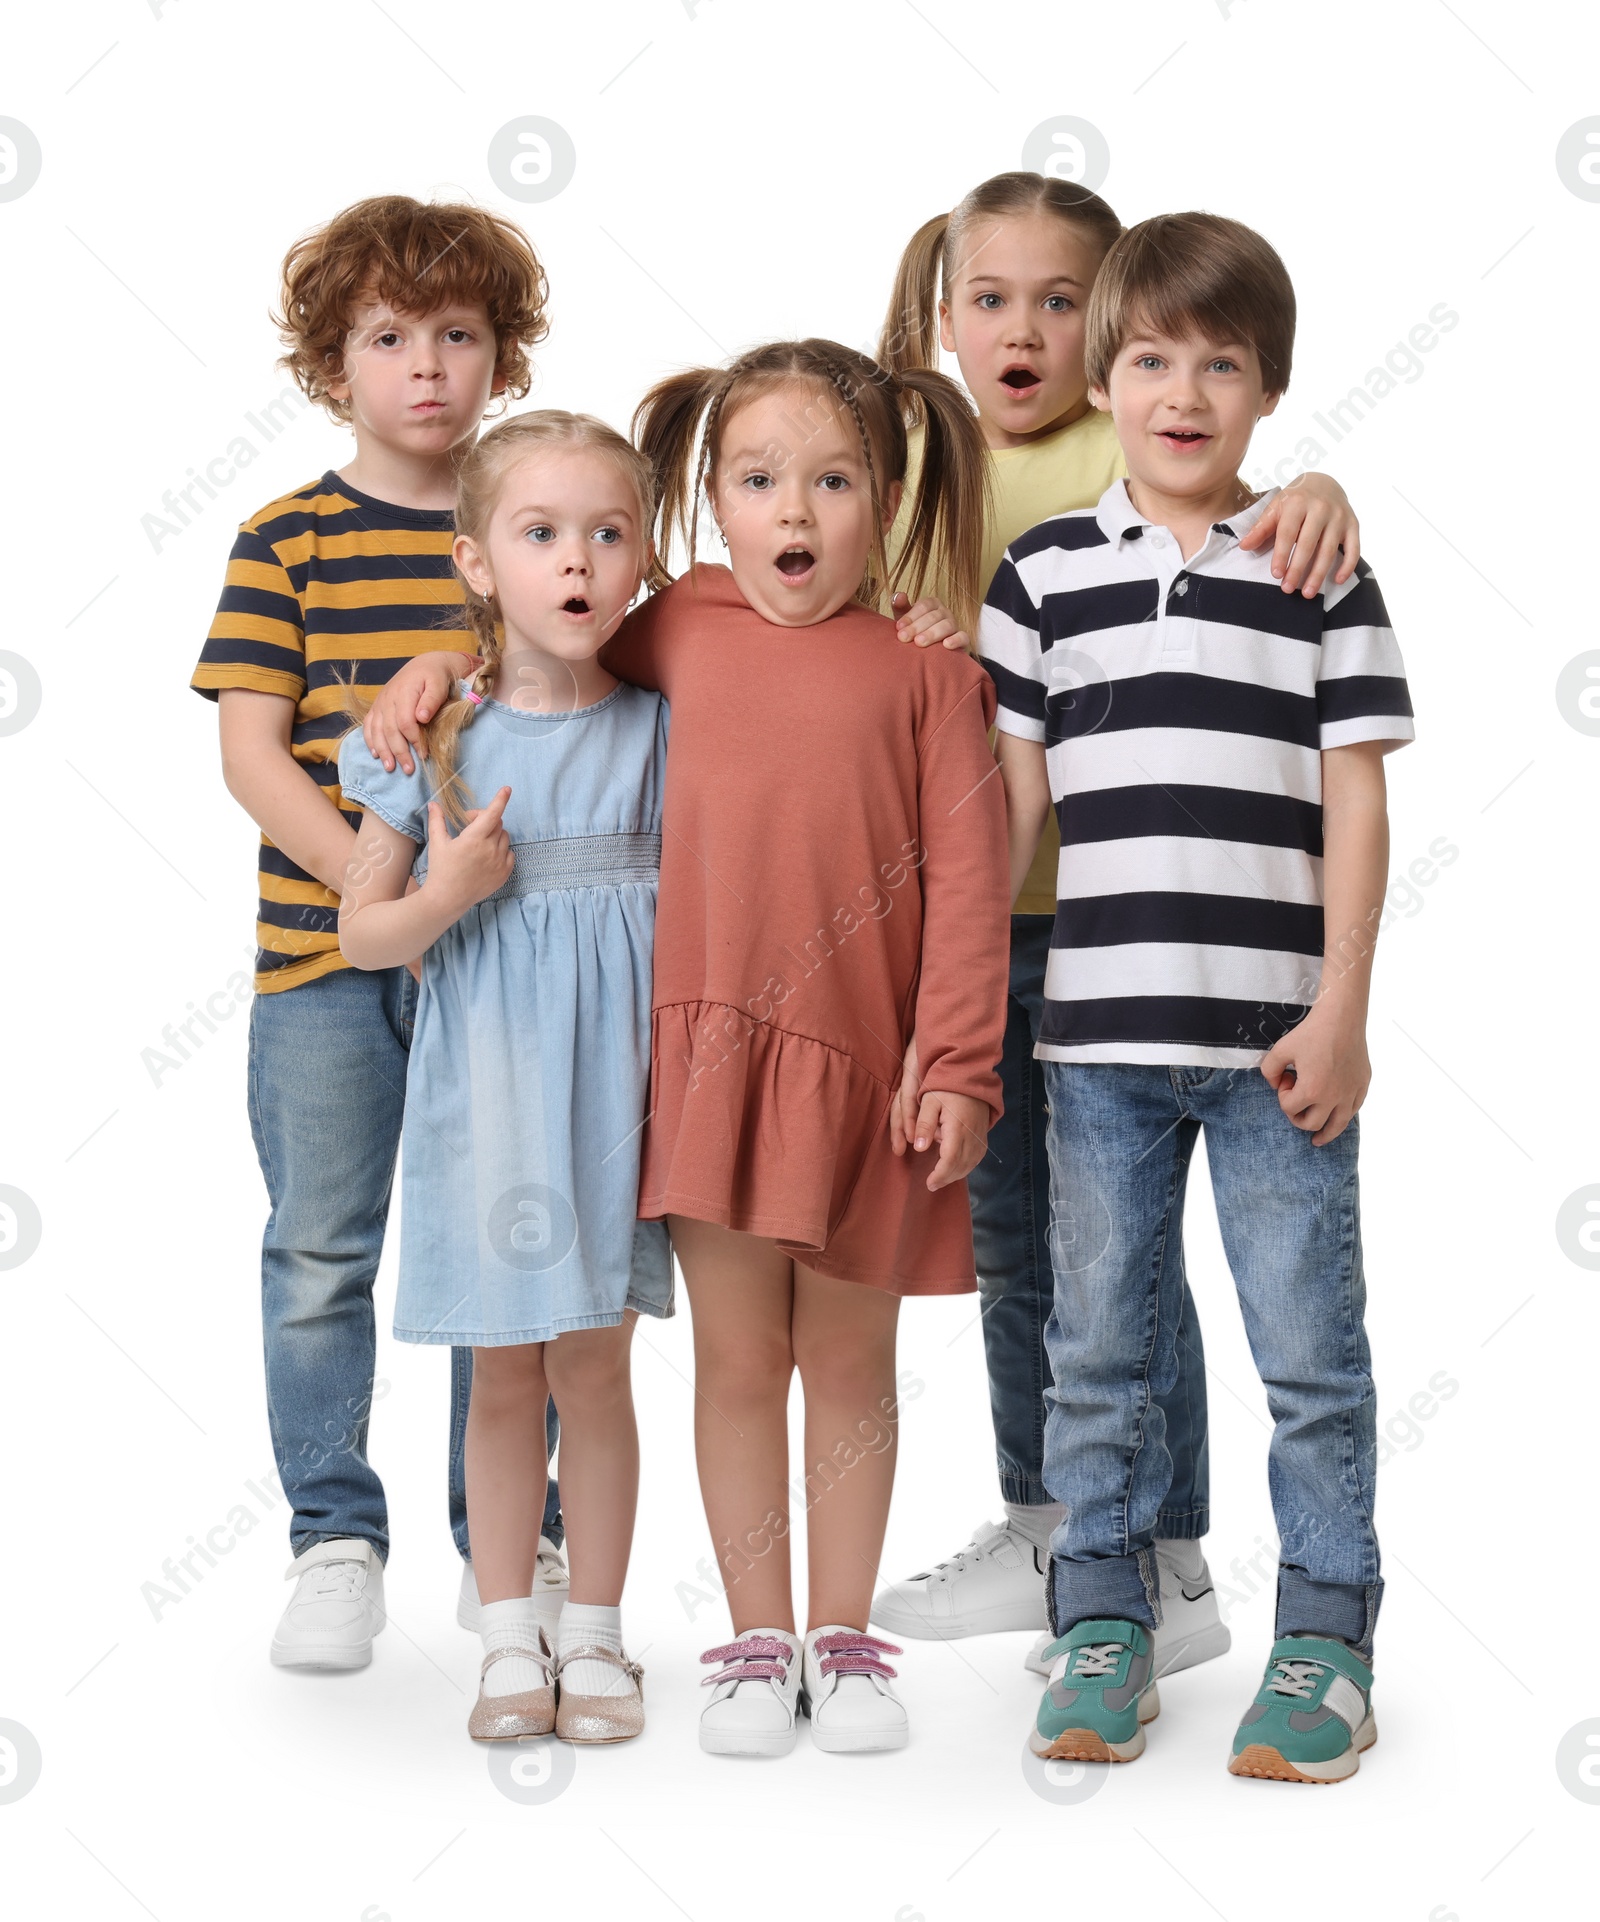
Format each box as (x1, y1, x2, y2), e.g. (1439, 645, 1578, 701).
(999, 365, 1041, 393)
(1158, 429, 1210, 448)
(561, 596, 591, 615)
(774, 545, 815, 580)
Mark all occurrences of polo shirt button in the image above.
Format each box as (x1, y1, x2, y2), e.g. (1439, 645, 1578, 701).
(1173, 577, 1189, 595)
(1150, 533, 1168, 548)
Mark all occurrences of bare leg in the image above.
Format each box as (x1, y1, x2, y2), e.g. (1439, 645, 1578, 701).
(669, 1216, 797, 1635)
(465, 1343, 548, 1605)
(791, 1264, 901, 1631)
(542, 1316, 639, 1607)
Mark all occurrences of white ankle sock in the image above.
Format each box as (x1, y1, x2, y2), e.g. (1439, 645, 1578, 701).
(479, 1596, 547, 1697)
(1003, 1501, 1064, 1552)
(557, 1602, 634, 1699)
(1155, 1536, 1204, 1582)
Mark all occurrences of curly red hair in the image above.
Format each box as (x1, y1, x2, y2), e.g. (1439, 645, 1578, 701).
(274, 195, 550, 422)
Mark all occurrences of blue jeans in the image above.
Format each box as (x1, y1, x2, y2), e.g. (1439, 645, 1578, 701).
(968, 918, 1208, 1527)
(1041, 1062, 1382, 1658)
(248, 965, 560, 1561)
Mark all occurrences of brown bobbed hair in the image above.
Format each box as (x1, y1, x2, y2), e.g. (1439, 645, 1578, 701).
(1084, 212, 1296, 397)
(632, 338, 991, 638)
(276, 195, 550, 423)
(878, 171, 1123, 381)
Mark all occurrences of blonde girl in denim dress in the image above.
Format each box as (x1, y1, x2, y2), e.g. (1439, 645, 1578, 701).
(337, 412, 669, 1746)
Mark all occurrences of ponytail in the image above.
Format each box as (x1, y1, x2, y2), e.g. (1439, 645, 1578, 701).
(890, 366, 989, 639)
(632, 365, 728, 590)
(877, 212, 950, 380)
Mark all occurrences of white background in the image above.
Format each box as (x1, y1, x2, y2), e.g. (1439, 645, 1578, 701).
(2, 2, 1594, 1918)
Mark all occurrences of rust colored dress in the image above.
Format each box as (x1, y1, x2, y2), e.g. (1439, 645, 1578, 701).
(603, 566, 1010, 1295)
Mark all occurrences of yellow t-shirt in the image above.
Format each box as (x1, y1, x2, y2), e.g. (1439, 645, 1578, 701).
(888, 407, 1126, 913)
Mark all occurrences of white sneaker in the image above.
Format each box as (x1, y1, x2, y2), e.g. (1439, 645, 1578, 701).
(1022, 1540, 1232, 1678)
(801, 1626, 908, 1752)
(697, 1629, 803, 1757)
(457, 1536, 568, 1639)
(870, 1518, 1048, 1640)
(271, 1538, 386, 1670)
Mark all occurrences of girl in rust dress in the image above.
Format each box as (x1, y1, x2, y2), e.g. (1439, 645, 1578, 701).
(608, 341, 1009, 1755)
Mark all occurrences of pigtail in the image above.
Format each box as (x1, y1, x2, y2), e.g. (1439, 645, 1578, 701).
(633, 367, 725, 589)
(420, 585, 500, 829)
(877, 213, 950, 380)
(888, 366, 990, 640)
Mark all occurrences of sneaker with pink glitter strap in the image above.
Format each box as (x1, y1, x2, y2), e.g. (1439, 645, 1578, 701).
(802, 1625, 908, 1752)
(697, 1628, 803, 1757)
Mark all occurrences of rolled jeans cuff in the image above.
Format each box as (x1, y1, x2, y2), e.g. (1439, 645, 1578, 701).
(1048, 1548, 1161, 1637)
(1275, 1566, 1382, 1662)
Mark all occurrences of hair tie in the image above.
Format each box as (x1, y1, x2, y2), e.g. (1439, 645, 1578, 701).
(464, 688, 484, 706)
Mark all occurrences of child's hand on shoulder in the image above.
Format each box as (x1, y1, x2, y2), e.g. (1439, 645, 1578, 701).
(892, 591, 970, 653)
(364, 650, 479, 774)
(423, 789, 514, 914)
(1260, 1003, 1371, 1146)
(1240, 472, 1359, 598)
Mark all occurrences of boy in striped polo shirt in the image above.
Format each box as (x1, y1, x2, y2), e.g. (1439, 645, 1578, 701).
(984, 213, 1413, 1782)
(190, 198, 568, 1670)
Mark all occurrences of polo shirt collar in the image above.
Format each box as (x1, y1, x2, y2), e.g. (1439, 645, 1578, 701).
(1094, 479, 1283, 553)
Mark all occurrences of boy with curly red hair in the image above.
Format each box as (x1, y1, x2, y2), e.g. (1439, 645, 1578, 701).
(190, 196, 564, 1672)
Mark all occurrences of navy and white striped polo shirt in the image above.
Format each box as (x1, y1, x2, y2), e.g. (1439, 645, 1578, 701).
(981, 480, 1414, 1067)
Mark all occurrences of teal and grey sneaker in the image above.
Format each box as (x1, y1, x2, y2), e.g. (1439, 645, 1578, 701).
(1229, 1636, 1376, 1783)
(1028, 1618, 1159, 1763)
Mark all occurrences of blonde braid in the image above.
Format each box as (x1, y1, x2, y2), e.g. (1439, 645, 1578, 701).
(824, 351, 891, 611)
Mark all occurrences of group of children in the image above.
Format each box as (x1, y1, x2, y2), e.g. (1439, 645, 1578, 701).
(191, 172, 1412, 1783)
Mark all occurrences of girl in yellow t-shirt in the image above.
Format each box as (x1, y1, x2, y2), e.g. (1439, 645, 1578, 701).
(869, 171, 1361, 1683)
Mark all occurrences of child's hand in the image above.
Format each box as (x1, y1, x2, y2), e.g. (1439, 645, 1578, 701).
(891, 591, 971, 653)
(363, 651, 478, 774)
(422, 788, 514, 914)
(888, 1035, 921, 1155)
(909, 1088, 991, 1191)
(1260, 1004, 1371, 1146)
(1240, 474, 1360, 598)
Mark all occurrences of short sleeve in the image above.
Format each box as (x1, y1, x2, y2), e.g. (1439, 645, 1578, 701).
(600, 588, 668, 694)
(336, 727, 430, 844)
(1317, 561, 1415, 750)
(977, 551, 1047, 741)
(190, 522, 307, 702)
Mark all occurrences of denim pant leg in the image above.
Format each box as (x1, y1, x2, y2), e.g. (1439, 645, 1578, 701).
(449, 1352, 563, 1558)
(1041, 1065, 1198, 1633)
(977, 920, 1210, 1526)
(247, 965, 415, 1562)
(1196, 1070, 1381, 1658)
(968, 917, 1055, 1505)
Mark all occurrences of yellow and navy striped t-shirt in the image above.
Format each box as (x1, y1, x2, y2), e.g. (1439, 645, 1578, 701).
(190, 471, 464, 994)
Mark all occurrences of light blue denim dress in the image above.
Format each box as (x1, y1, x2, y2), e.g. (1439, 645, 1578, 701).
(337, 683, 673, 1346)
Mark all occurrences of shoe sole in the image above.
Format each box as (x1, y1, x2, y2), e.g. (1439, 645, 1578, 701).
(1228, 1713, 1377, 1783)
(699, 1726, 799, 1758)
(270, 1639, 375, 1670)
(871, 1598, 1046, 1641)
(1029, 1683, 1160, 1764)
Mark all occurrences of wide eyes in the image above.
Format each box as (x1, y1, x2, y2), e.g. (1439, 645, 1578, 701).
(523, 523, 626, 544)
(973, 292, 1074, 313)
